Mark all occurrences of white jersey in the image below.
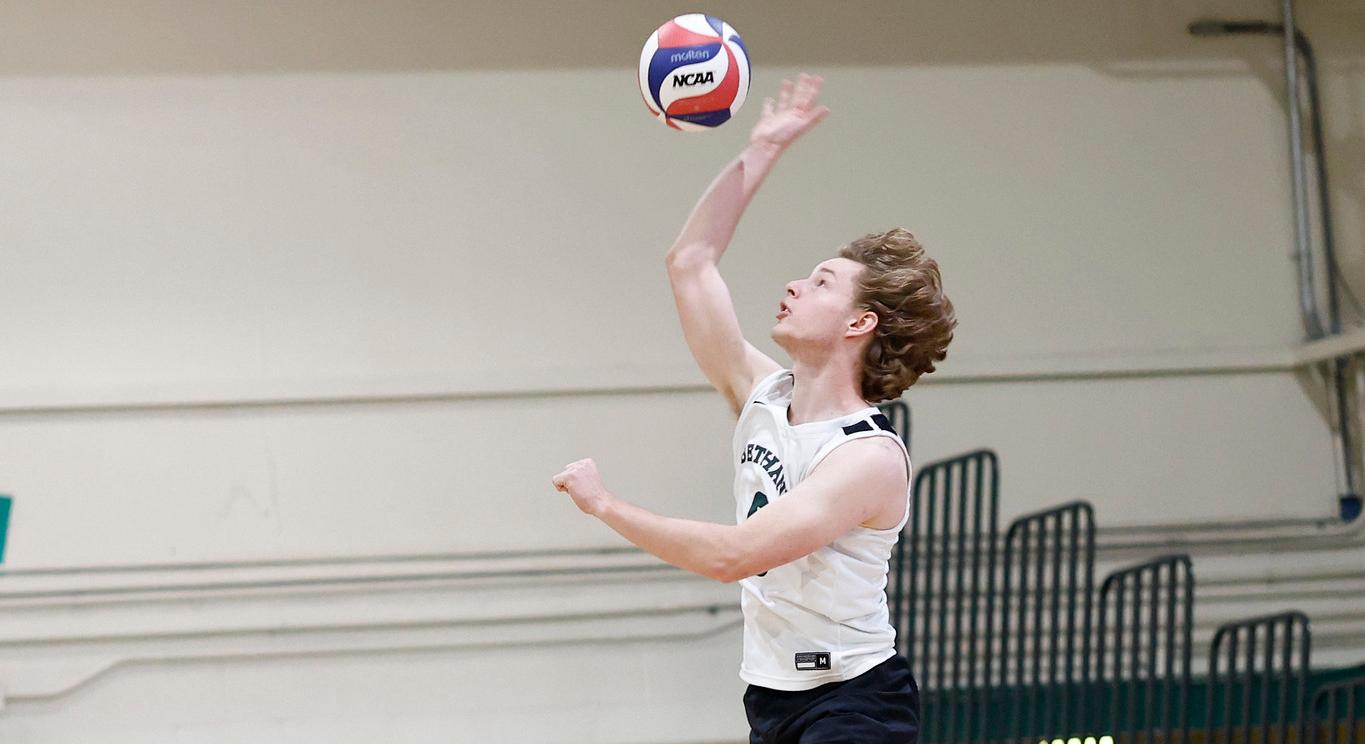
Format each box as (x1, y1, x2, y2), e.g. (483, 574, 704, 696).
(732, 368, 912, 691)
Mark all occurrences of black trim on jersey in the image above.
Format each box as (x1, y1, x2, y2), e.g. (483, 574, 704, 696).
(841, 420, 873, 435)
(842, 414, 898, 437)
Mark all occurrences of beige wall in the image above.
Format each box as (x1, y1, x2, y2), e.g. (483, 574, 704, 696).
(0, 1, 1360, 741)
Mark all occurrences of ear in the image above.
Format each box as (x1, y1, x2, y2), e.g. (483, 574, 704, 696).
(847, 310, 878, 339)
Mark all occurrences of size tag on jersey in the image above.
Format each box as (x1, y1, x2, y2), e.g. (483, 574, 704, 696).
(794, 652, 831, 671)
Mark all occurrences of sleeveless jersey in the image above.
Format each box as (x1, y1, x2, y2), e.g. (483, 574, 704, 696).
(732, 368, 912, 691)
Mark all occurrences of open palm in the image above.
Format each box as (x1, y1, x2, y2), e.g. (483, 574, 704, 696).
(750, 73, 830, 149)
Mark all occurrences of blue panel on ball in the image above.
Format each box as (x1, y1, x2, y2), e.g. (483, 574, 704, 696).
(671, 109, 732, 128)
(648, 43, 723, 111)
(728, 34, 750, 66)
(705, 15, 725, 36)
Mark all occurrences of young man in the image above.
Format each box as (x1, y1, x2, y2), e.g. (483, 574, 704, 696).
(551, 74, 955, 743)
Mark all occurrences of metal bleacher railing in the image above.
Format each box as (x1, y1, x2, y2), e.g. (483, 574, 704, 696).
(889, 449, 1365, 744)
(895, 449, 999, 743)
(1097, 554, 1194, 744)
(999, 502, 1095, 743)
(1207, 611, 1312, 744)
(1311, 672, 1365, 743)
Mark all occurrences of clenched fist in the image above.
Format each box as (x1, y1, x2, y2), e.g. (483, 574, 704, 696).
(551, 458, 612, 516)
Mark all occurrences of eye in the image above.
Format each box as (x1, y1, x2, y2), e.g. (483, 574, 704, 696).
(816, 278, 827, 287)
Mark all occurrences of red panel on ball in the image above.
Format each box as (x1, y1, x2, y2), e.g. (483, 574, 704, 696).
(655, 20, 719, 50)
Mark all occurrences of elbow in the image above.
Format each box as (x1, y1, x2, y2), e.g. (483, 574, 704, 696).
(697, 534, 735, 583)
(665, 245, 708, 276)
(715, 560, 770, 584)
(710, 541, 757, 584)
(713, 564, 743, 584)
(664, 249, 689, 275)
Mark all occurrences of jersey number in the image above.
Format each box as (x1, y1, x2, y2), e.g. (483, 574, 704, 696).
(746, 492, 769, 577)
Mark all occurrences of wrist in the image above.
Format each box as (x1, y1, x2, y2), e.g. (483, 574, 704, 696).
(591, 490, 618, 520)
(744, 141, 784, 163)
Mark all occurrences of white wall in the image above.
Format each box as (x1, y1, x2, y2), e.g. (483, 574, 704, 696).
(0, 1, 1361, 741)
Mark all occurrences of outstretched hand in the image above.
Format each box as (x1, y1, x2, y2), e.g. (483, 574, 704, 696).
(750, 73, 830, 151)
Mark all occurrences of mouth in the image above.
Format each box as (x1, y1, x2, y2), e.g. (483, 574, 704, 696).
(776, 302, 790, 320)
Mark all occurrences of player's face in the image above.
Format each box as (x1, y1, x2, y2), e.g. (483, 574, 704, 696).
(771, 257, 865, 351)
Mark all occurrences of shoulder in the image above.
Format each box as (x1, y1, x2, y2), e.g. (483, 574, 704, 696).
(826, 436, 906, 474)
(799, 436, 907, 528)
(809, 436, 907, 491)
(741, 368, 792, 409)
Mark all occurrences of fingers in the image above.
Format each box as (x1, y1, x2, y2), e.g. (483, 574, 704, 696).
(790, 75, 811, 109)
(791, 73, 823, 110)
(772, 74, 824, 117)
(551, 458, 596, 491)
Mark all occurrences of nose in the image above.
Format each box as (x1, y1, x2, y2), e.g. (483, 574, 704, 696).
(785, 281, 799, 297)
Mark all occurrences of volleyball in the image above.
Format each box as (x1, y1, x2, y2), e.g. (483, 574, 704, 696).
(638, 14, 751, 131)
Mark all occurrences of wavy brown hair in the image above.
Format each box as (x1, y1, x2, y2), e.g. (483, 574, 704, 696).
(838, 228, 956, 403)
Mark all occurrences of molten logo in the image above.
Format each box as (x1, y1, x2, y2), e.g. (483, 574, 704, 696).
(669, 49, 711, 64)
(672, 71, 715, 87)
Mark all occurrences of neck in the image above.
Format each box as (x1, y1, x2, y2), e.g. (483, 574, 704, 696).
(787, 356, 869, 426)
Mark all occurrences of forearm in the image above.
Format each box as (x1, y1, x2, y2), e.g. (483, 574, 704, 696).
(666, 143, 783, 268)
(594, 493, 740, 582)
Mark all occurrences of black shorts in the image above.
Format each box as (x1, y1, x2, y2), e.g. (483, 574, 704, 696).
(743, 654, 920, 744)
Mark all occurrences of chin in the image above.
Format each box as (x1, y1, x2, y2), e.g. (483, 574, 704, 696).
(771, 326, 801, 357)
(770, 328, 789, 351)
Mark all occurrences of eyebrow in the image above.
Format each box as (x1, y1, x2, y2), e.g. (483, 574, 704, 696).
(815, 267, 837, 278)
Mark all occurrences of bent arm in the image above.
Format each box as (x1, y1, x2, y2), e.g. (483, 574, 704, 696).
(587, 438, 906, 583)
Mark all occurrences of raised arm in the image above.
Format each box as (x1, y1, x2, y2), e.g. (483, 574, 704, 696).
(665, 74, 830, 415)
